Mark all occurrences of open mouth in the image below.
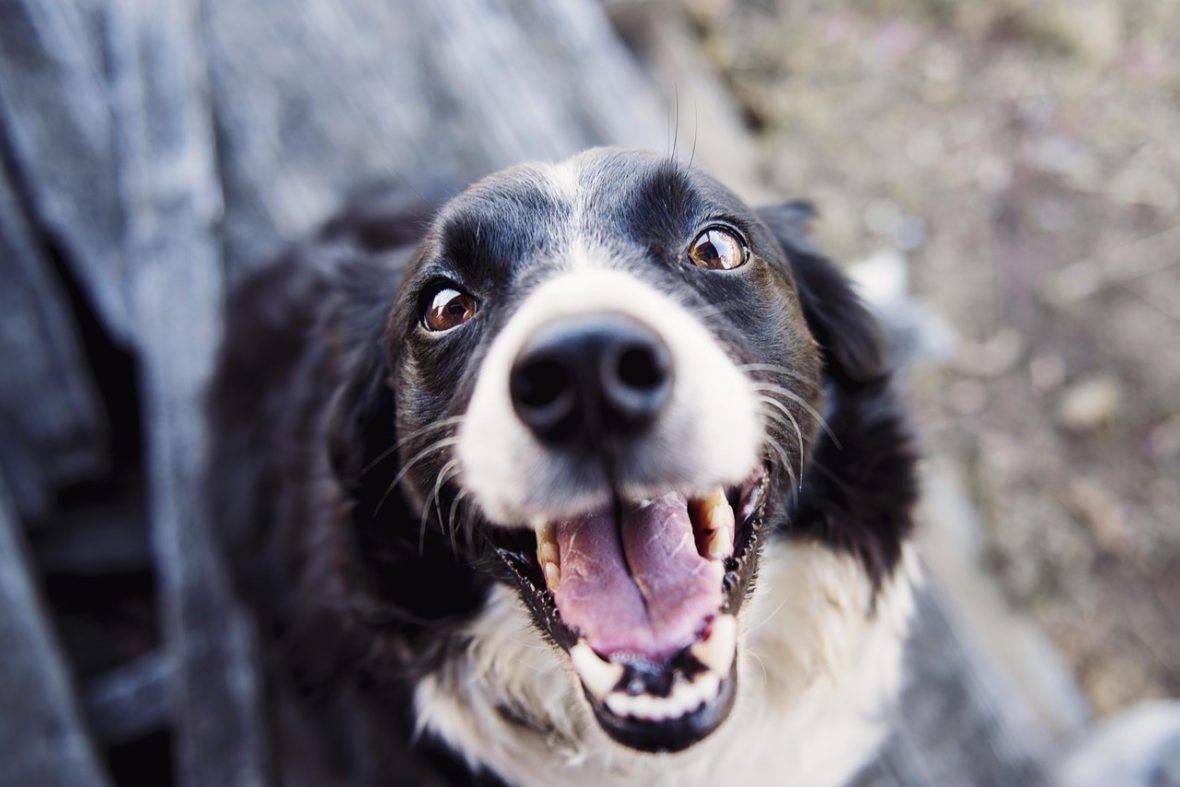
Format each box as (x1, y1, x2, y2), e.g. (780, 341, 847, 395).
(493, 466, 770, 752)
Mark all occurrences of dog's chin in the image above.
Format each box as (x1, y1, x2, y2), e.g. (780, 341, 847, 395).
(486, 465, 770, 753)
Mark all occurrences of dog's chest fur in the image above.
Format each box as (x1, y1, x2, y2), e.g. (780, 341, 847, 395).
(416, 541, 918, 787)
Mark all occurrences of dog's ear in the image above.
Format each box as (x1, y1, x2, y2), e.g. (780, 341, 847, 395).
(757, 202, 886, 387)
(325, 335, 397, 492)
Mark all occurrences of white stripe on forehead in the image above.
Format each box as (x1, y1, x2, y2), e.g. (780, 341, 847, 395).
(544, 154, 598, 271)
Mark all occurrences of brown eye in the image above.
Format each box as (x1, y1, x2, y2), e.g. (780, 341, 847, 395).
(423, 286, 478, 332)
(688, 227, 748, 270)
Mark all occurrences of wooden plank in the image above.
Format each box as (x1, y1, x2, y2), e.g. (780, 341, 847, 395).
(0, 161, 108, 522)
(83, 651, 173, 746)
(0, 476, 110, 787)
(104, 0, 269, 783)
(30, 496, 150, 576)
(202, 0, 668, 274)
(0, 0, 131, 342)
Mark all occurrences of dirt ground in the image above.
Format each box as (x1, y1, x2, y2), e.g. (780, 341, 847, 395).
(679, 0, 1180, 715)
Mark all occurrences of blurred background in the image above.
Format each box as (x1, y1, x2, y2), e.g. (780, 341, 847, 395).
(0, 0, 1176, 785)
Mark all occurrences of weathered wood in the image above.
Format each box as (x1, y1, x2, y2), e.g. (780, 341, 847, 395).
(0, 0, 131, 342)
(0, 477, 110, 787)
(0, 161, 108, 523)
(104, 0, 269, 783)
(83, 651, 173, 746)
(30, 496, 150, 575)
(202, 0, 668, 274)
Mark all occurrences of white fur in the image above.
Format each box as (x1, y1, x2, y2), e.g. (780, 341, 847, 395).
(458, 266, 763, 527)
(415, 542, 920, 786)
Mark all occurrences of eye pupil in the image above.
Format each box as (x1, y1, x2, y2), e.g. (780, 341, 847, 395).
(689, 227, 747, 270)
(424, 286, 477, 332)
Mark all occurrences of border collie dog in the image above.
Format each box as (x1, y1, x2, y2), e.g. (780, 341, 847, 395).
(209, 148, 918, 786)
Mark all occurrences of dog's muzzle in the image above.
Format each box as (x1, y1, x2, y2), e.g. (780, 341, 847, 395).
(457, 268, 766, 752)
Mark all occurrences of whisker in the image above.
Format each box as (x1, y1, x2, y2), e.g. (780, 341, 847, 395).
(745, 596, 791, 637)
(373, 435, 461, 516)
(419, 458, 459, 554)
(445, 487, 470, 555)
(751, 382, 841, 448)
(758, 401, 804, 490)
(760, 431, 797, 492)
(361, 415, 464, 477)
(758, 396, 806, 485)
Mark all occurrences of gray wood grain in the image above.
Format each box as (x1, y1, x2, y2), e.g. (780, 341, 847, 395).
(0, 476, 110, 787)
(0, 0, 131, 342)
(105, 0, 269, 783)
(0, 161, 108, 523)
(83, 651, 173, 746)
(203, 0, 669, 275)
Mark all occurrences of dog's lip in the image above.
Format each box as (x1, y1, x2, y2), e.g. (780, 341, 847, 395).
(491, 467, 769, 751)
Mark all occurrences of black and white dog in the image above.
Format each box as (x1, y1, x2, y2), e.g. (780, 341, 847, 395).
(209, 148, 918, 786)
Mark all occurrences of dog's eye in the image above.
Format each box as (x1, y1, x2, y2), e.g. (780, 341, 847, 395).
(688, 227, 749, 270)
(423, 286, 478, 332)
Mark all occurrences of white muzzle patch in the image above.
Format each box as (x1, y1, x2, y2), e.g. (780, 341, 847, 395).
(458, 267, 762, 527)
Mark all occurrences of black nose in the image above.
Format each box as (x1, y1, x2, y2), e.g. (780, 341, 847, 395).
(509, 315, 673, 446)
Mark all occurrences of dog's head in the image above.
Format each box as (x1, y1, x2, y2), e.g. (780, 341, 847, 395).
(343, 148, 884, 753)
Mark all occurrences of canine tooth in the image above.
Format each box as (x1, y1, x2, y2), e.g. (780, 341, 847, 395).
(570, 642, 623, 699)
(536, 520, 560, 585)
(543, 561, 561, 591)
(537, 540, 559, 567)
(698, 672, 721, 701)
(692, 488, 735, 560)
(704, 489, 735, 533)
(705, 526, 732, 560)
(691, 614, 737, 676)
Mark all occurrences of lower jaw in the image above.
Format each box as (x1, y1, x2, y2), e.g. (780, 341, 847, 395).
(491, 467, 770, 752)
(592, 661, 738, 753)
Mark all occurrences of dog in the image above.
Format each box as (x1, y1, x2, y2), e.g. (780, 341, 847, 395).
(208, 147, 919, 786)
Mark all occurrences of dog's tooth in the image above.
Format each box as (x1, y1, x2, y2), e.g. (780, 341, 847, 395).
(630, 694, 657, 719)
(570, 641, 623, 699)
(705, 526, 733, 560)
(704, 489, 735, 533)
(543, 561, 561, 591)
(696, 672, 721, 703)
(535, 520, 561, 589)
(691, 614, 737, 676)
(605, 692, 630, 718)
(692, 488, 735, 560)
(537, 540, 559, 567)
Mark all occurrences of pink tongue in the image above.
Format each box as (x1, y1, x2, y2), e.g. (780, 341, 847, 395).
(553, 492, 723, 662)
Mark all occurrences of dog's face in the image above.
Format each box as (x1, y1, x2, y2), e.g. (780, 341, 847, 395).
(384, 148, 823, 752)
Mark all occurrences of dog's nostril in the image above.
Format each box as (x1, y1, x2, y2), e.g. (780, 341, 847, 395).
(510, 315, 672, 445)
(514, 357, 569, 409)
(616, 343, 666, 391)
(510, 352, 579, 442)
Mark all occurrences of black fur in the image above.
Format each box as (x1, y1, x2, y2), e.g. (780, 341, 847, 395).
(207, 151, 916, 783)
(758, 203, 917, 586)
